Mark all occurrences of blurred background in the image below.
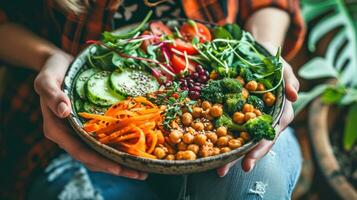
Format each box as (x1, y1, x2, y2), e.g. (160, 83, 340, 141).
(288, 0, 357, 199)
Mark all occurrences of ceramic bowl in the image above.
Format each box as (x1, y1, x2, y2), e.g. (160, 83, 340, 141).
(62, 19, 285, 175)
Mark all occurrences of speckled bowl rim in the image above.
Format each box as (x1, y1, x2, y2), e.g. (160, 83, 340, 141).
(62, 19, 286, 170)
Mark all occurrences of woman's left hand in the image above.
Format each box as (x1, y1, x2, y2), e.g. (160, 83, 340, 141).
(216, 44, 300, 177)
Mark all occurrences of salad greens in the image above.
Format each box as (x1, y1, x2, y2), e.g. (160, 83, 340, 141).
(76, 12, 284, 141)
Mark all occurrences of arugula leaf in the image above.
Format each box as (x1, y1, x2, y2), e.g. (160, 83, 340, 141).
(223, 24, 242, 40)
(103, 11, 153, 42)
(213, 27, 233, 39)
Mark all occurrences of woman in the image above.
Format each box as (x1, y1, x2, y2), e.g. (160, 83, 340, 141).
(0, 0, 304, 199)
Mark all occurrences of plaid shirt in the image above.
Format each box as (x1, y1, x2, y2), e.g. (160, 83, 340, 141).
(0, 0, 305, 199)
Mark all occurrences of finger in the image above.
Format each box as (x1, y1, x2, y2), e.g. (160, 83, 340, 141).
(85, 163, 148, 180)
(283, 61, 300, 102)
(241, 140, 274, 172)
(216, 159, 238, 177)
(40, 100, 145, 180)
(35, 73, 71, 118)
(276, 101, 294, 133)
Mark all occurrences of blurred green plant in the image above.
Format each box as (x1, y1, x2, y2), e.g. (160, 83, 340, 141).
(294, 0, 357, 151)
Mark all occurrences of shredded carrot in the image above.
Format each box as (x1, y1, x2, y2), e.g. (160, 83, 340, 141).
(147, 130, 158, 154)
(157, 130, 165, 145)
(80, 97, 164, 159)
(99, 124, 136, 144)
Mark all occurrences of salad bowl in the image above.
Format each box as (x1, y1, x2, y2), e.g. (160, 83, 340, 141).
(63, 19, 285, 174)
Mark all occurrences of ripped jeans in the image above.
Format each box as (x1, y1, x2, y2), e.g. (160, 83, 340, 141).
(28, 127, 302, 200)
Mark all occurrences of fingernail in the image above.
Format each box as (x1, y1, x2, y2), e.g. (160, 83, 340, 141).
(108, 168, 120, 176)
(218, 168, 228, 177)
(247, 161, 255, 172)
(57, 102, 68, 118)
(139, 173, 148, 180)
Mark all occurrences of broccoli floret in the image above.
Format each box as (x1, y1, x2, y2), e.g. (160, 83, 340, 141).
(224, 93, 246, 114)
(214, 114, 275, 140)
(201, 80, 225, 103)
(239, 67, 254, 82)
(221, 78, 242, 93)
(247, 95, 265, 111)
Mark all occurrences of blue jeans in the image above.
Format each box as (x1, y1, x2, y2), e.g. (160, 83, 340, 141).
(28, 128, 302, 200)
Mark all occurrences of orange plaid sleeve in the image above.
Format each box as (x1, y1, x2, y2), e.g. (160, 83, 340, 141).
(239, 0, 306, 60)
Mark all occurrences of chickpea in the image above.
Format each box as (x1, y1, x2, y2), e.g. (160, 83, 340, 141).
(204, 141, 214, 148)
(257, 83, 266, 91)
(204, 122, 214, 131)
(236, 76, 245, 85)
(216, 126, 227, 137)
(165, 154, 175, 160)
(177, 141, 188, 151)
(154, 147, 167, 159)
(210, 70, 219, 80)
(232, 112, 245, 124)
(226, 134, 233, 140)
(163, 143, 176, 154)
(182, 150, 197, 160)
(244, 112, 257, 121)
(201, 101, 212, 110)
(228, 139, 242, 149)
(237, 137, 245, 145)
(191, 121, 205, 131)
(202, 110, 214, 120)
(206, 131, 218, 144)
(220, 147, 231, 153)
(182, 133, 194, 144)
(240, 132, 250, 141)
(242, 103, 254, 113)
(212, 147, 221, 156)
(194, 134, 207, 146)
(186, 127, 196, 134)
(217, 136, 229, 147)
(181, 112, 193, 126)
(245, 80, 258, 91)
(242, 88, 249, 99)
(192, 107, 203, 118)
(170, 120, 180, 129)
(253, 109, 262, 116)
(263, 92, 276, 107)
(187, 144, 200, 154)
(199, 146, 213, 157)
(169, 130, 183, 144)
(209, 105, 223, 118)
(175, 151, 185, 160)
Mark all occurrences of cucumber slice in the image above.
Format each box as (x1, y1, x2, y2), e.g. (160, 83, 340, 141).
(75, 68, 101, 99)
(110, 69, 159, 97)
(83, 101, 108, 115)
(86, 71, 125, 106)
(74, 99, 84, 113)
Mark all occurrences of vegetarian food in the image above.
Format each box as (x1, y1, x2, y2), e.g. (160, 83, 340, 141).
(74, 11, 283, 160)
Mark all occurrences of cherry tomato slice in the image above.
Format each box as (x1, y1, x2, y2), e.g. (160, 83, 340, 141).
(150, 21, 173, 36)
(170, 39, 198, 55)
(180, 22, 212, 43)
(171, 54, 197, 74)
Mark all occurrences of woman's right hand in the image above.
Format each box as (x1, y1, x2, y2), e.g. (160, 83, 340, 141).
(34, 51, 148, 180)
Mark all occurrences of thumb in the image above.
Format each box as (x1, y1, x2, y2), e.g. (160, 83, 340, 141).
(34, 73, 71, 118)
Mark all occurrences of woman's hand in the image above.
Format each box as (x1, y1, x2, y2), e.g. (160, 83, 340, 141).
(34, 51, 148, 180)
